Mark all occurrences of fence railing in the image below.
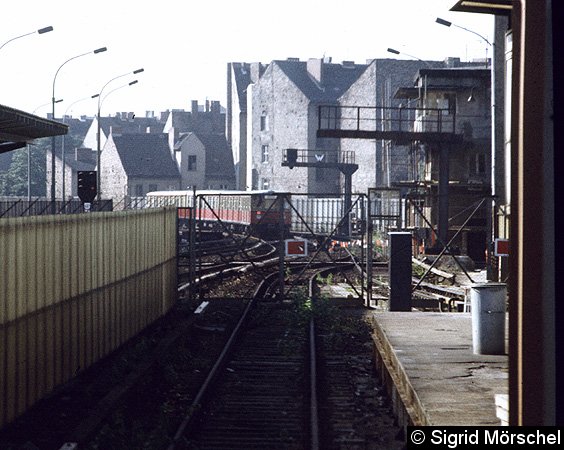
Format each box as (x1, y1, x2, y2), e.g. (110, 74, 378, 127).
(0, 196, 154, 218)
(318, 105, 456, 134)
(0, 198, 114, 218)
(0, 208, 178, 428)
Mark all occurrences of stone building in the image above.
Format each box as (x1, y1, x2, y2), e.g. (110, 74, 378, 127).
(174, 131, 235, 190)
(163, 100, 226, 152)
(227, 57, 450, 195)
(46, 115, 93, 199)
(100, 132, 180, 200)
(162, 100, 234, 191)
(226, 62, 266, 190)
(81, 111, 166, 152)
(57, 101, 235, 201)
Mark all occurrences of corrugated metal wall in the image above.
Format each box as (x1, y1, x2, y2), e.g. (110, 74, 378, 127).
(0, 208, 177, 428)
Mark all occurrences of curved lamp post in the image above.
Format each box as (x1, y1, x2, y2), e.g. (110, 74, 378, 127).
(50, 46, 107, 205)
(96, 69, 143, 200)
(436, 16, 496, 279)
(435, 17, 492, 66)
(26, 100, 62, 200)
(386, 47, 432, 68)
(0, 26, 53, 51)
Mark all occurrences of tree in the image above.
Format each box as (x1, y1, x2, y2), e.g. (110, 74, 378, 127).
(0, 123, 86, 197)
(0, 139, 49, 197)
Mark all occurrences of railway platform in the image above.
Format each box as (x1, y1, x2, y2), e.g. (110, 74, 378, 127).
(368, 311, 508, 427)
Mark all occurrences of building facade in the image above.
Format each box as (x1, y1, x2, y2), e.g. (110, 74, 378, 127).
(228, 57, 454, 195)
(396, 66, 492, 264)
(174, 132, 235, 190)
(101, 132, 180, 200)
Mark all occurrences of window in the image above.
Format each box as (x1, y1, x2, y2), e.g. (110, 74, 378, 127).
(148, 184, 158, 192)
(469, 153, 486, 175)
(261, 178, 270, 190)
(260, 113, 269, 131)
(261, 145, 269, 163)
(188, 155, 197, 171)
(135, 184, 143, 196)
(445, 93, 456, 115)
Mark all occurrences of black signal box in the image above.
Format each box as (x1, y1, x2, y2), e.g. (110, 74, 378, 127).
(77, 171, 97, 203)
(286, 148, 298, 169)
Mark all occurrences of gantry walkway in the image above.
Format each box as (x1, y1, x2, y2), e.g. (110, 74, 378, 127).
(316, 105, 463, 144)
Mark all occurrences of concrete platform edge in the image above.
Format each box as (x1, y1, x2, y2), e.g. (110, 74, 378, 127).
(370, 316, 428, 428)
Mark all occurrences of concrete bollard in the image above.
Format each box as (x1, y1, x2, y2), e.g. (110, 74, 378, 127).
(470, 282, 507, 354)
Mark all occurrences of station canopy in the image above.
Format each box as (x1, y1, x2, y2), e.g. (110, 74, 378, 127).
(0, 104, 68, 154)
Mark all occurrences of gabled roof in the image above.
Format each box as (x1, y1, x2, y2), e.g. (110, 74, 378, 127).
(176, 132, 235, 179)
(195, 133, 235, 178)
(231, 63, 252, 111)
(99, 115, 165, 137)
(53, 117, 94, 158)
(167, 106, 226, 138)
(273, 60, 369, 102)
(168, 110, 192, 130)
(111, 133, 180, 179)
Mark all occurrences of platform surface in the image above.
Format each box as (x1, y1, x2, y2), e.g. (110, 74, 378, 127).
(369, 311, 508, 426)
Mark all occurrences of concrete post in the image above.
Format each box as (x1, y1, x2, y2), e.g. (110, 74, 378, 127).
(388, 232, 412, 311)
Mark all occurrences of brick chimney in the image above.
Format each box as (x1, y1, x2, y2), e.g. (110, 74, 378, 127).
(191, 100, 199, 114)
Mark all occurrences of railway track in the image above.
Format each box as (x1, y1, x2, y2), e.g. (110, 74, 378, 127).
(169, 263, 403, 449)
(177, 303, 309, 448)
(0, 237, 403, 449)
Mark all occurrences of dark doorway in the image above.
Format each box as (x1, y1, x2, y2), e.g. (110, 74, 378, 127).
(467, 230, 487, 268)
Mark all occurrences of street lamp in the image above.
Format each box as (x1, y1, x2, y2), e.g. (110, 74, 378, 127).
(436, 16, 497, 280)
(95, 69, 144, 200)
(435, 17, 492, 66)
(50, 46, 107, 206)
(0, 26, 53, 51)
(61, 94, 99, 201)
(26, 100, 62, 201)
(387, 47, 433, 68)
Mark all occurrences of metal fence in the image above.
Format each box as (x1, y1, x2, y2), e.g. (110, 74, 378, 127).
(290, 195, 366, 236)
(0, 196, 153, 218)
(318, 105, 456, 134)
(0, 198, 114, 218)
(0, 208, 178, 428)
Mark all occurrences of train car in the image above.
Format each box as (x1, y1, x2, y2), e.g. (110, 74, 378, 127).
(145, 190, 291, 238)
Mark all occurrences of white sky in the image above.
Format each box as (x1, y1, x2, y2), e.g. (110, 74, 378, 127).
(1, 0, 493, 119)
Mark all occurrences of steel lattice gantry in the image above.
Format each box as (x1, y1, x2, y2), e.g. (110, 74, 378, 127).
(316, 104, 463, 246)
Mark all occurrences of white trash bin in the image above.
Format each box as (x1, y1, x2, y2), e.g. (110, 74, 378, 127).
(470, 282, 507, 355)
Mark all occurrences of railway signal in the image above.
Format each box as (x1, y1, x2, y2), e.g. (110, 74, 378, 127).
(77, 170, 97, 204)
(285, 239, 308, 257)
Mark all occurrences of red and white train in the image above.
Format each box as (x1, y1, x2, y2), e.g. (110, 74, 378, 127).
(145, 190, 292, 238)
